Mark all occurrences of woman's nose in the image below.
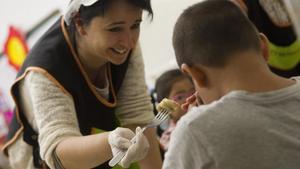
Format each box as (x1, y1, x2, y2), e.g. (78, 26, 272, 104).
(120, 31, 136, 49)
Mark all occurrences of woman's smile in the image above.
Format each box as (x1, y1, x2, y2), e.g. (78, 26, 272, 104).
(111, 47, 128, 54)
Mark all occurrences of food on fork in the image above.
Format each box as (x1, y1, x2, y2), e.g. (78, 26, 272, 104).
(157, 98, 179, 112)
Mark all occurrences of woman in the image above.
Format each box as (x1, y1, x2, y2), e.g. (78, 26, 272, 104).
(3, 0, 162, 168)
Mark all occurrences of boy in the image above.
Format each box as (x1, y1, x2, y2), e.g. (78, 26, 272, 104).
(163, 0, 300, 169)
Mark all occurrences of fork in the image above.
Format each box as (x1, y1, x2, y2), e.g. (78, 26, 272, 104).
(108, 108, 170, 167)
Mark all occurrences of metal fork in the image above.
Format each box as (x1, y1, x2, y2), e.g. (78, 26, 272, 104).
(108, 108, 170, 167)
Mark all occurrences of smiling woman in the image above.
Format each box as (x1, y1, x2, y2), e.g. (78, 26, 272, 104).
(3, 0, 162, 169)
(74, 0, 143, 73)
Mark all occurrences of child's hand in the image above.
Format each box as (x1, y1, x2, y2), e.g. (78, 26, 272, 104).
(181, 92, 203, 111)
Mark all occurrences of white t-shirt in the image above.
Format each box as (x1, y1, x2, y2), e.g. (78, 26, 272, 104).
(163, 77, 300, 169)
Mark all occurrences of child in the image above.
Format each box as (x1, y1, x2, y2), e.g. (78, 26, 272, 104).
(163, 0, 300, 169)
(154, 69, 194, 151)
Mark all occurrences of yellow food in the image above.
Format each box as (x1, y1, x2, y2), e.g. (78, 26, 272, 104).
(157, 98, 179, 112)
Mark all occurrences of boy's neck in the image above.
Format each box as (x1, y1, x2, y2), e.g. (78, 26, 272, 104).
(221, 68, 295, 94)
(210, 53, 296, 96)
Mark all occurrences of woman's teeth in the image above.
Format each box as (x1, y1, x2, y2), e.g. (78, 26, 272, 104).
(113, 48, 127, 54)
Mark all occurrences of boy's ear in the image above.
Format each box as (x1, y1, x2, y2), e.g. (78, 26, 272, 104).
(181, 63, 206, 88)
(74, 15, 87, 36)
(230, 0, 248, 14)
(259, 33, 269, 61)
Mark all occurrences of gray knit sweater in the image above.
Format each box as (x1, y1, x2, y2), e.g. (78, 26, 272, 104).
(7, 46, 154, 169)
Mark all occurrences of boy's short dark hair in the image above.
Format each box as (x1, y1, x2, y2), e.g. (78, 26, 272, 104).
(173, 0, 261, 67)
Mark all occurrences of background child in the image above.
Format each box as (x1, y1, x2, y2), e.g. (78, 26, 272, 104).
(154, 69, 194, 151)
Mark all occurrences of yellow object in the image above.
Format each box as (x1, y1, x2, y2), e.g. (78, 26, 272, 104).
(268, 40, 300, 70)
(6, 37, 27, 66)
(157, 98, 178, 112)
(3, 26, 28, 70)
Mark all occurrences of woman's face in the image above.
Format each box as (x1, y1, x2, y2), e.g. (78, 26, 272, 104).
(78, 0, 142, 66)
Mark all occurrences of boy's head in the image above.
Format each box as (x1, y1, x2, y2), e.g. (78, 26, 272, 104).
(172, 0, 269, 104)
(173, 0, 261, 68)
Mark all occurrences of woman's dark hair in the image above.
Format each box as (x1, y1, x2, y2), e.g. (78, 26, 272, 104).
(154, 69, 190, 103)
(66, 0, 153, 52)
(68, 0, 153, 31)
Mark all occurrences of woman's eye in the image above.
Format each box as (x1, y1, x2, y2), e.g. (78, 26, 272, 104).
(108, 27, 122, 32)
(131, 23, 140, 30)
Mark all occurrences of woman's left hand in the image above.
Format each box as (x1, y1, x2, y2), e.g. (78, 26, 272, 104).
(120, 127, 149, 168)
(108, 127, 149, 168)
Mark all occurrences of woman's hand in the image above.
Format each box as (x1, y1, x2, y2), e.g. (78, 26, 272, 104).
(108, 127, 149, 168)
(108, 127, 135, 156)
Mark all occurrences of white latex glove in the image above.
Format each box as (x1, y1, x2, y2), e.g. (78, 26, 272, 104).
(119, 127, 150, 168)
(108, 127, 135, 157)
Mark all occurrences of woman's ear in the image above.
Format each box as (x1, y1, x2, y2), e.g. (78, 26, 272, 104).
(259, 33, 270, 61)
(74, 15, 87, 36)
(181, 63, 206, 88)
